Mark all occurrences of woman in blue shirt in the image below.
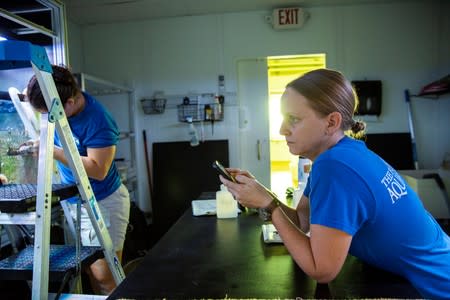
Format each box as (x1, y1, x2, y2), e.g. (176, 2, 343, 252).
(27, 65, 130, 295)
(220, 68, 450, 299)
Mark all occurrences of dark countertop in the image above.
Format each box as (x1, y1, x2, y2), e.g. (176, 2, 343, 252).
(108, 208, 442, 299)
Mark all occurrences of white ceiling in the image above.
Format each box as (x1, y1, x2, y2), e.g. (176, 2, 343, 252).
(62, 0, 411, 25)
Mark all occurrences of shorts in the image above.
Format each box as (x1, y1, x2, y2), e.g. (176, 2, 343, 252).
(67, 184, 130, 252)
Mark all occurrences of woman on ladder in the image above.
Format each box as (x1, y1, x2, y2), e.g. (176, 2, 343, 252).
(26, 65, 130, 295)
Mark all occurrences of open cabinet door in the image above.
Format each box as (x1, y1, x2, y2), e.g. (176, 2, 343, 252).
(237, 58, 270, 187)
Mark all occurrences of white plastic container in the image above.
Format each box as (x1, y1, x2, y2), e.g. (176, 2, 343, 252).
(216, 184, 238, 218)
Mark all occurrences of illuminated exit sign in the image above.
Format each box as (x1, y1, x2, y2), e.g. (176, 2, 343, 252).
(272, 7, 307, 30)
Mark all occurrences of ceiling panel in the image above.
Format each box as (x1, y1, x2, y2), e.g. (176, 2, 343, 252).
(61, 0, 413, 26)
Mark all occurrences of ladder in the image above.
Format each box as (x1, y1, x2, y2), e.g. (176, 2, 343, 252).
(0, 40, 125, 299)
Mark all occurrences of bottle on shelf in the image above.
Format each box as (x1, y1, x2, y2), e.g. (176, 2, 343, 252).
(204, 104, 212, 120)
(298, 156, 312, 185)
(213, 95, 222, 119)
(186, 116, 199, 147)
(293, 156, 312, 208)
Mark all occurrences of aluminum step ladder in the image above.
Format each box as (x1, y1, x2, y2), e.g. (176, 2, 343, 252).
(0, 40, 125, 300)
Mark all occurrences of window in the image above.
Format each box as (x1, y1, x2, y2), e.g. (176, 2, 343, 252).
(0, 0, 67, 183)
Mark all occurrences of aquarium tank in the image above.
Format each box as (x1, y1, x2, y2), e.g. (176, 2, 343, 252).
(0, 66, 39, 184)
(0, 98, 38, 183)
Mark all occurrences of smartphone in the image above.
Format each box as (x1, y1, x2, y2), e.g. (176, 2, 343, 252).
(212, 160, 237, 183)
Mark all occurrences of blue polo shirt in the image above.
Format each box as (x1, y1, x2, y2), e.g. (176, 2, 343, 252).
(54, 92, 121, 202)
(304, 136, 450, 299)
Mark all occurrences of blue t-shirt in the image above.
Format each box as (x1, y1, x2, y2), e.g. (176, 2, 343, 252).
(54, 92, 121, 202)
(304, 136, 450, 299)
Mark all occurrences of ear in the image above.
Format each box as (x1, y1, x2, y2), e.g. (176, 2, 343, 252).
(326, 111, 342, 134)
(62, 97, 76, 117)
(65, 97, 75, 106)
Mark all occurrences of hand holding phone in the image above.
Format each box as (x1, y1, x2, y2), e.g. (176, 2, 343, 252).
(213, 160, 248, 212)
(212, 160, 237, 183)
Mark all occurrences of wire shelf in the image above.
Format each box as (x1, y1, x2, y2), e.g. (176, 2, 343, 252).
(177, 103, 223, 122)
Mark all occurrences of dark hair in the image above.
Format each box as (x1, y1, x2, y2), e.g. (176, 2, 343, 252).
(27, 65, 80, 111)
(286, 68, 366, 138)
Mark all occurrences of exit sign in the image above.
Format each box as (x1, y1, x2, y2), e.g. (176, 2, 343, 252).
(272, 7, 307, 30)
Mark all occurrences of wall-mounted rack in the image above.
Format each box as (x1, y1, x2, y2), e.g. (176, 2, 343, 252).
(154, 91, 237, 109)
(141, 98, 166, 115)
(177, 103, 223, 122)
(176, 93, 224, 123)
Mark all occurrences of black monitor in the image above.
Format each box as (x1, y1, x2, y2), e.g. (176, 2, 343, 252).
(152, 139, 229, 241)
(364, 133, 415, 170)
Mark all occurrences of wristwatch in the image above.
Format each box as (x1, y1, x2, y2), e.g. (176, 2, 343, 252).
(259, 191, 281, 222)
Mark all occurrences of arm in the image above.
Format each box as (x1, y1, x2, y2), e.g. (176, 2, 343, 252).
(54, 145, 116, 181)
(222, 168, 309, 229)
(296, 195, 310, 233)
(0, 174, 7, 184)
(272, 207, 352, 283)
(277, 196, 310, 234)
(221, 170, 351, 283)
(221, 168, 299, 222)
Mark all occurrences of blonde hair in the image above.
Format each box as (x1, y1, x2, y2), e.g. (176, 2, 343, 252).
(286, 68, 365, 138)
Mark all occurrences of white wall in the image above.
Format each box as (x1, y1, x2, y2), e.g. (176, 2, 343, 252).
(66, 21, 83, 73)
(67, 0, 450, 213)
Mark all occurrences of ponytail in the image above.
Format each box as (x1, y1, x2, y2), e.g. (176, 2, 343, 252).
(348, 119, 366, 139)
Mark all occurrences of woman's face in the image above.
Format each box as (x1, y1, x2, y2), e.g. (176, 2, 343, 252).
(279, 87, 331, 161)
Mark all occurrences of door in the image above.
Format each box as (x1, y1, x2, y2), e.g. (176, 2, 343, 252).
(237, 58, 270, 187)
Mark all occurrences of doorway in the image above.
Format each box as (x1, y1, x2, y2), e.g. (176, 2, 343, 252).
(267, 54, 326, 201)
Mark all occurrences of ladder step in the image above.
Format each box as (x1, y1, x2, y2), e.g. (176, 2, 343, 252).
(0, 245, 102, 281)
(0, 184, 78, 213)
